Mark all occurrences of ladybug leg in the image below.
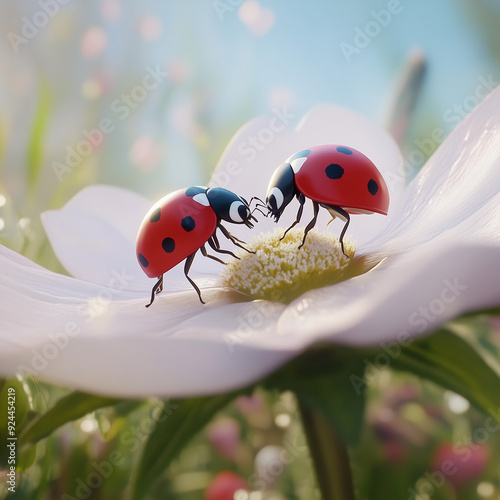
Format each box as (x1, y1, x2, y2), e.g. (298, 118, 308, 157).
(217, 223, 255, 254)
(208, 235, 240, 260)
(200, 243, 226, 265)
(184, 252, 205, 304)
(217, 223, 246, 244)
(298, 201, 320, 249)
(280, 193, 305, 241)
(145, 274, 163, 308)
(334, 207, 350, 257)
(324, 205, 350, 256)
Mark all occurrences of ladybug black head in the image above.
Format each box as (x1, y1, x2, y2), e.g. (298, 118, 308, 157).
(266, 163, 296, 222)
(206, 187, 255, 227)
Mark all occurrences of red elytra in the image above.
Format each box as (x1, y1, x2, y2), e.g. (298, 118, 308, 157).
(136, 186, 257, 307)
(136, 188, 217, 279)
(265, 144, 390, 256)
(291, 145, 389, 215)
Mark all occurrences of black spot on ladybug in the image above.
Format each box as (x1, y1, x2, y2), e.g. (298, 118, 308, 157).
(336, 146, 353, 155)
(325, 164, 344, 180)
(368, 179, 379, 195)
(181, 216, 196, 232)
(138, 253, 149, 268)
(150, 208, 161, 222)
(162, 237, 175, 253)
(185, 186, 207, 197)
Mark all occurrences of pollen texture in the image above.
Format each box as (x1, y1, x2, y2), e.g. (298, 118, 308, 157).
(221, 228, 359, 303)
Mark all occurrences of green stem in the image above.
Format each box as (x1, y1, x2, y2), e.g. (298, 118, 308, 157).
(298, 400, 356, 500)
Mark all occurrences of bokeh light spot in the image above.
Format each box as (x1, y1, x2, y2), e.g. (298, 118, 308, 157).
(477, 482, 494, 497)
(80, 415, 98, 433)
(167, 60, 189, 83)
(138, 15, 163, 41)
(234, 491, 249, 500)
(445, 391, 470, 414)
(82, 78, 102, 100)
(130, 136, 163, 171)
(274, 413, 291, 428)
(171, 103, 197, 138)
(81, 26, 107, 59)
(238, 0, 260, 24)
(100, 0, 121, 23)
(239, 1, 275, 36)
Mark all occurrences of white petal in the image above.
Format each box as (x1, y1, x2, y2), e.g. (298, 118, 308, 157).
(0, 244, 297, 397)
(210, 105, 403, 246)
(279, 239, 500, 347)
(42, 185, 150, 289)
(41, 185, 207, 293)
(370, 86, 500, 254)
(3, 236, 499, 397)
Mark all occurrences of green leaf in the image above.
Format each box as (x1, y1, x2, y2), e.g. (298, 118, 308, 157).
(19, 391, 120, 446)
(461, 307, 500, 318)
(27, 82, 51, 190)
(393, 329, 500, 414)
(130, 388, 251, 500)
(293, 369, 365, 446)
(264, 346, 367, 446)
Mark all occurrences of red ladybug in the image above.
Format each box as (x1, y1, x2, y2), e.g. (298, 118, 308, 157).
(136, 186, 257, 307)
(266, 145, 389, 255)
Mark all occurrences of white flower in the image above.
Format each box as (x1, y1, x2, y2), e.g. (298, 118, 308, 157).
(1, 88, 500, 398)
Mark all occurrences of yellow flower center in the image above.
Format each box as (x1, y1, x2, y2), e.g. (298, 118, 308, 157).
(221, 228, 371, 304)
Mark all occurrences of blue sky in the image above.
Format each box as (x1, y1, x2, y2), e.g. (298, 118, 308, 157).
(2, 0, 498, 193)
(133, 0, 498, 187)
(208, 0, 497, 123)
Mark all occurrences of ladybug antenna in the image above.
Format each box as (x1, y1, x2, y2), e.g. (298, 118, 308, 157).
(249, 197, 269, 218)
(251, 206, 268, 217)
(248, 196, 265, 208)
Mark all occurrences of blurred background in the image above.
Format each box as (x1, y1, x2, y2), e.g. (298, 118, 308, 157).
(1, 0, 500, 261)
(1, 1, 500, 499)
